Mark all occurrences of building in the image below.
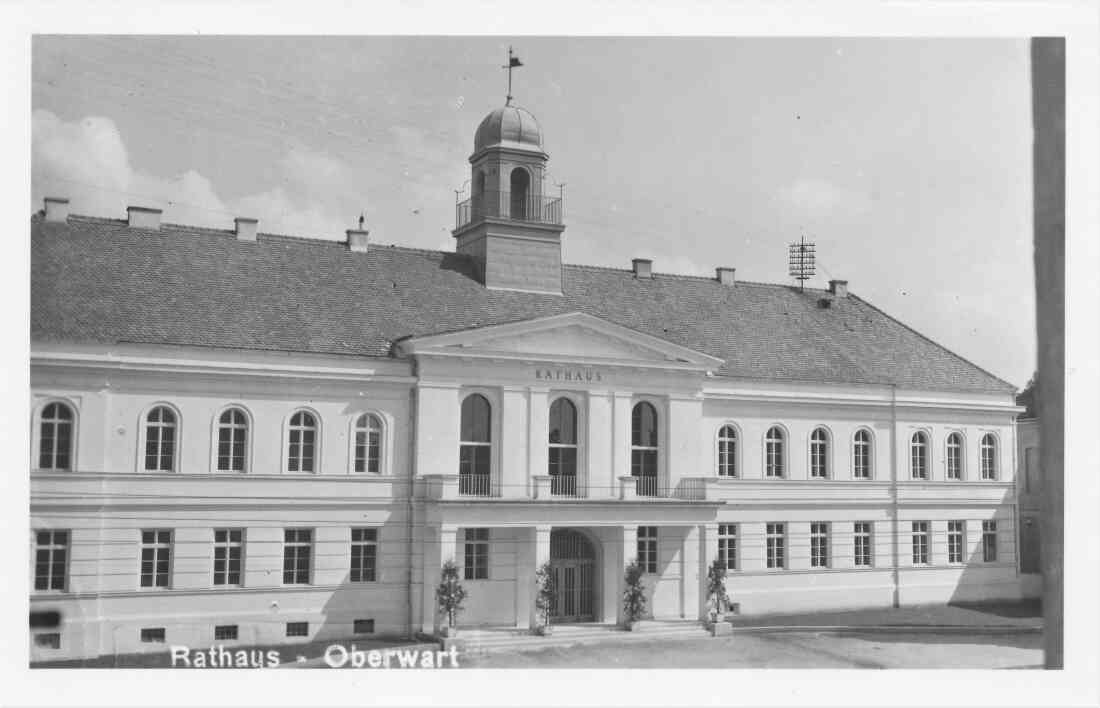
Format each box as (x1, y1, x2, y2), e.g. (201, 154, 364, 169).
(30, 101, 1026, 663)
(1015, 376, 1042, 597)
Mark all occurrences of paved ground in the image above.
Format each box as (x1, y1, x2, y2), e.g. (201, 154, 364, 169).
(33, 600, 1043, 669)
(726, 599, 1043, 630)
(458, 630, 1043, 669)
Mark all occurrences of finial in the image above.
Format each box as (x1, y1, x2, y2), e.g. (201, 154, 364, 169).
(358, 212, 365, 230)
(503, 46, 523, 106)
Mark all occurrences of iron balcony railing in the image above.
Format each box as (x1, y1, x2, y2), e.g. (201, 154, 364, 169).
(635, 475, 665, 498)
(459, 473, 493, 497)
(550, 474, 583, 498)
(455, 190, 563, 229)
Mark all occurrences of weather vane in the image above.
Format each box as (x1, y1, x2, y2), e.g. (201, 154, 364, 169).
(503, 46, 523, 106)
(788, 235, 816, 290)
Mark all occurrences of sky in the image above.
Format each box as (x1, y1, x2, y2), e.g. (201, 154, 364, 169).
(31, 36, 1036, 388)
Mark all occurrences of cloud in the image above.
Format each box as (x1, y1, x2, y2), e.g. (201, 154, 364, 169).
(31, 109, 353, 239)
(777, 177, 873, 217)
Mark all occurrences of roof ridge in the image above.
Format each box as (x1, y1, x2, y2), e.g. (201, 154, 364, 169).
(561, 261, 827, 291)
(849, 293, 1017, 391)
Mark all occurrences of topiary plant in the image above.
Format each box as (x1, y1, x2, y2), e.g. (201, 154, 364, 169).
(622, 559, 648, 628)
(435, 559, 467, 635)
(533, 560, 558, 635)
(706, 558, 730, 623)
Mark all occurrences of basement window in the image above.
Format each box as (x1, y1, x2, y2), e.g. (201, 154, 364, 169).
(140, 627, 166, 643)
(353, 619, 375, 635)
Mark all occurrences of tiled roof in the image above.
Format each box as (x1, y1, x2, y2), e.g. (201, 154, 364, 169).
(30, 215, 1014, 393)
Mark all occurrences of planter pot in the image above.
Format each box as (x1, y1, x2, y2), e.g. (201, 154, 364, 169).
(708, 621, 733, 637)
(440, 625, 458, 638)
(622, 621, 637, 632)
(533, 625, 552, 637)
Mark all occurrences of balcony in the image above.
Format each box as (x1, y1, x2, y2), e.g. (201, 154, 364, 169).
(459, 473, 493, 498)
(455, 190, 563, 229)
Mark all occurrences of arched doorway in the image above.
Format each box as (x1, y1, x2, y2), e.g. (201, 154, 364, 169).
(550, 529, 596, 622)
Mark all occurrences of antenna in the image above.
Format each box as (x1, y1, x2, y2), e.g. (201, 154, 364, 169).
(788, 235, 816, 290)
(503, 46, 523, 106)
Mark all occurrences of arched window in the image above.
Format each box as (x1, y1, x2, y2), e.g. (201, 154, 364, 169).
(459, 394, 492, 496)
(353, 414, 382, 474)
(216, 408, 248, 473)
(765, 426, 785, 478)
(631, 402, 659, 496)
(144, 406, 177, 472)
(910, 431, 929, 480)
(853, 429, 873, 480)
(946, 432, 963, 480)
(548, 398, 578, 495)
(810, 428, 829, 479)
(980, 434, 997, 480)
(509, 167, 530, 221)
(287, 411, 318, 473)
(38, 402, 74, 471)
(717, 425, 738, 477)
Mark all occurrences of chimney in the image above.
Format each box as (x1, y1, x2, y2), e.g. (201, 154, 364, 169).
(346, 229, 370, 253)
(127, 206, 162, 230)
(632, 258, 653, 279)
(43, 197, 70, 223)
(829, 279, 849, 298)
(716, 267, 736, 286)
(234, 217, 258, 242)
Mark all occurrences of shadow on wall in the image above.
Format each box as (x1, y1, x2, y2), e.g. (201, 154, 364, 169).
(316, 571, 385, 644)
(944, 485, 1023, 608)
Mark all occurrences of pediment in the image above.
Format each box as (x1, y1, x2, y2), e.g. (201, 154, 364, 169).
(396, 312, 723, 371)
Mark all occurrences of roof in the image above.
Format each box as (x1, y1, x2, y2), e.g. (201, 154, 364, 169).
(473, 105, 542, 153)
(30, 214, 1015, 393)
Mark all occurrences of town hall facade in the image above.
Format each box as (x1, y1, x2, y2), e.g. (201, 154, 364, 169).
(30, 101, 1024, 662)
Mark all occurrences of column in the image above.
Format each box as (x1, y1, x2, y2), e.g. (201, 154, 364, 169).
(680, 525, 702, 620)
(615, 525, 639, 624)
(611, 392, 633, 497)
(527, 388, 550, 497)
(421, 524, 458, 634)
(586, 390, 613, 498)
(519, 526, 552, 630)
(501, 387, 529, 498)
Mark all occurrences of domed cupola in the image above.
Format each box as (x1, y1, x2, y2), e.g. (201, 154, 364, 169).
(473, 105, 544, 155)
(453, 91, 566, 295)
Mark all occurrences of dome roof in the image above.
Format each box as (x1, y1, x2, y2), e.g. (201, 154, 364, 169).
(474, 105, 543, 153)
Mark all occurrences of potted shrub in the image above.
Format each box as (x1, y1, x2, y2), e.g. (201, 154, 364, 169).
(705, 559, 733, 636)
(435, 559, 467, 638)
(533, 561, 557, 636)
(621, 559, 647, 630)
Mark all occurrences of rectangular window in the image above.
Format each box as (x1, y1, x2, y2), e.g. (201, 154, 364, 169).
(853, 522, 873, 567)
(911, 521, 930, 565)
(214, 625, 238, 641)
(766, 523, 785, 569)
(717, 524, 738, 571)
(947, 520, 965, 564)
(140, 627, 166, 643)
(637, 526, 658, 573)
(463, 528, 489, 580)
(286, 622, 308, 637)
(34, 633, 61, 649)
(282, 528, 312, 584)
(140, 529, 172, 588)
(213, 529, 243, 586)
(982, 521, 998, 562)
(810, 522, 829, 568)
(853, 435, 871, 479)
(350, 527, 378, 582)
(354, 619, 375, 635)
(34, 530, 69, 592)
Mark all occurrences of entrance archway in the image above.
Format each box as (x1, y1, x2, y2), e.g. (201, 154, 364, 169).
(549, 529, 596, 622)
